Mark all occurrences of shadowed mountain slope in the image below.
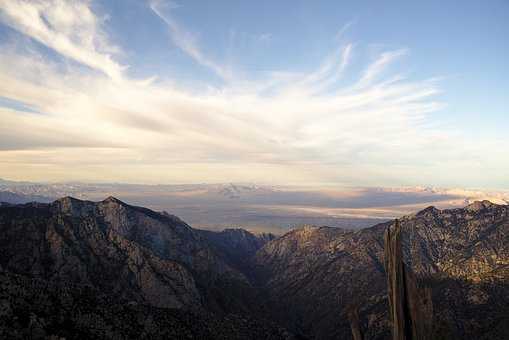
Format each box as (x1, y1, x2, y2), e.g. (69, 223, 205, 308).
(0, 197, 296, 339)
(199, 228, 275, 278)
(254, 201, 509, 339)
(0, 197, 507, 339)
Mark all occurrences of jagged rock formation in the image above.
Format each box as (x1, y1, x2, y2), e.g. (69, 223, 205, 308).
(384, 220, 433, 340)
(0, 197, 295, 339)
(0, 196, 233, 310)
(254, 201, 509, 339)
(0, 197, 508, 339)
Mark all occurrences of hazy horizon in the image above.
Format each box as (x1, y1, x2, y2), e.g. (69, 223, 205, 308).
(2, 177, 507, 234)
(2, 175, 509, 192)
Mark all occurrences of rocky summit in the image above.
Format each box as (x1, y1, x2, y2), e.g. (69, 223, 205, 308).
(253, 200, 509, 339)
(0, 197, 508, 339)
(0, 197, 294, 340)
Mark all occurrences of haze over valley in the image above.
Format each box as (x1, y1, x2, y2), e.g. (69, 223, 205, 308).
(2, 178, 508, 233)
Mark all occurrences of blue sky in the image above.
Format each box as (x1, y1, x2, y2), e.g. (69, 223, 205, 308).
(102, 0, 509, 119)
(0, 0, 507, 188)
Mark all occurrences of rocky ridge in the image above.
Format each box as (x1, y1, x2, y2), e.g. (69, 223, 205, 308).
(253, 201, 509, 339)
(0, 197, 507, 339)
(0, 196, 295, 339)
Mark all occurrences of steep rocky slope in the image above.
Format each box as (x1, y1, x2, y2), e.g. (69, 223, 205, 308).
(0, 197, 507, 339)
(255, 225, 388, 339)
(199, 228, 275, 276)
(0, 268, 295, 340)
(254, 201, 509, 339)
(0, 197, 295, 339)
(0, 197, 234, 309)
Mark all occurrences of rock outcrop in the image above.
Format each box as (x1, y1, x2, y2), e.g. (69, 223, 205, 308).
(254, 202, 509, 339)
(0, 197, 234, 310)
(384, 220, 433, 340)
(0, 198, 508, 339)
(0, 197, 295, 339)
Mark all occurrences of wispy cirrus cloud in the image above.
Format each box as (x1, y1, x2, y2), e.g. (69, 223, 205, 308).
(0, 0, 507, 187)
(0, 0, 125, 80)
(335, 19, 356, 41)
(356, 49, 408, 88)
(149, 0, 232, 80)
(294, 43, 353, 95)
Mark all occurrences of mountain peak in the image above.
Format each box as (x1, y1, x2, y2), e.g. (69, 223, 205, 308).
(53, 196, 95, 216)
(466, 200, 496, 212)
(416, 205, 439, 216)
(102, 196, 125, 205)
(54, 196, 88, 207)
(55, 196, 79, 203)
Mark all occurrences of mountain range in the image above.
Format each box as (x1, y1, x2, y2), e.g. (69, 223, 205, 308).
(0, 196, 507, 339)
(2, 179, 508, 234)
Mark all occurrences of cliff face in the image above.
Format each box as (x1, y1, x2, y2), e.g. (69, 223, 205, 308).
(254, 202, 509, 339)
(0, 197, 296, 334)
(0, 196, 237, 310)
(397, 201, 509, 281)
(384, 220, 433, 340)
(0, 197, 299, 339)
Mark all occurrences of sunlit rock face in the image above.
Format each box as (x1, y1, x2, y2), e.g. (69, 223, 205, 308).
(399, 200, 509, 282)
(0, 196, 265, 313)
(0, 196, 228, 309)
(254, 202, 509, 339)
(0, 197, 297, 339)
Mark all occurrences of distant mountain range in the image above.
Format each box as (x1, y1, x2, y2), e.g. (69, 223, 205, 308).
(0, 190, 52, 204)
(1, 178, 508, 233)
(0, 196, 507, 339)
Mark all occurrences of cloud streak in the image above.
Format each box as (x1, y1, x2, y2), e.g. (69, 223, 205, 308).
(149, 0, 232, 80)
(0, 0, 507, 188)
(357, 49, 408, 88)
(0, 0, 125, 80)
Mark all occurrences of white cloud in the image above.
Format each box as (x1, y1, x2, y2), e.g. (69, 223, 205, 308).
(357, 49, 408, 88)
(0, 0, 125, 80)
(294, 43, 353, 95)
(0, 1, 507, 188)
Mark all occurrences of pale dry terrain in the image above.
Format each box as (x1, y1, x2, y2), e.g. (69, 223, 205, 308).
(1, 179, 507, 233)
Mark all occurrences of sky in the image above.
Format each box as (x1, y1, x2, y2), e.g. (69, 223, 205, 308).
(0, 0, 507, 189)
